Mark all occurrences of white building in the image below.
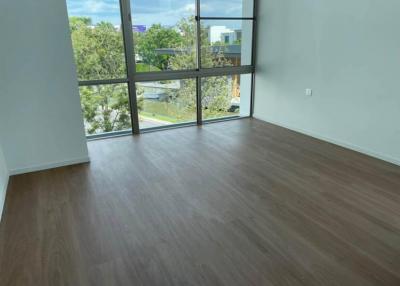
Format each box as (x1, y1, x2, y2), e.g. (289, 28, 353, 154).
(206, 26, 242, 44)
(206, 26, 234, 44)
(220, 29, 242, 44)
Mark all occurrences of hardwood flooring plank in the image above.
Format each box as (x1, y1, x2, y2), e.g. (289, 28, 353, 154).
(1, 119, 399, 286)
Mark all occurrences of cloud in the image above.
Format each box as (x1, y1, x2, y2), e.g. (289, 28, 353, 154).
(184, 3, 195, 13)
(131, 0, 195, 26)
(66, 0, 250, 26)
(199, 4, 213, 13)
(200, 0, 246, 16)
(85, 0, 119, 13)
(67, 0, 119, 15)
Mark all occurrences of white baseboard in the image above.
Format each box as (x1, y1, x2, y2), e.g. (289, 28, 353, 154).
(9, 156, 90, 176)
(254, 115, 400, 167)
(0, 175, 9, 223)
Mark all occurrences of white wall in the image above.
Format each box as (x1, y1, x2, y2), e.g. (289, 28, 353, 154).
(0, 143, 9, 221)
(0, 0, 89, 175)
(254, 0, 400, 165)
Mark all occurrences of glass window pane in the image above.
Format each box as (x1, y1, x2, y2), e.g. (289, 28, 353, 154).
(201, 20, 253, 68)
(66, 0, 127, 81)
(79, 84, 132, 135)
(131, 0, 197, 72)
(136, 79, 196, 129)
(202, 74, 251, 120)
(200, 0, 254, 18)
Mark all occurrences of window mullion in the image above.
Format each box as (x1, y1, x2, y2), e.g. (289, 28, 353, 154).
(196, 0, 202, 125)
(120, 0, 140, 134)
(250, 0, 258, 116)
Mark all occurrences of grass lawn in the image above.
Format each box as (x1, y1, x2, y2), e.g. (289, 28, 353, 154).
(140, 100, 239, 124)
(136, 63, 161, 72)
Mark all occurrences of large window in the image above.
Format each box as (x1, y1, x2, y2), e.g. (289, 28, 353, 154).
(67, 0, 256, 137)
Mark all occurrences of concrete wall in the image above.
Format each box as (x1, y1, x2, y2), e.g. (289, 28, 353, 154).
(0, 144, 8, 221)
(0, 0, 89, 175)
(254, 0, 400, 165)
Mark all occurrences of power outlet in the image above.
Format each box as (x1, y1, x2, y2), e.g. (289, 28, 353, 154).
(306, 89, 313, 96)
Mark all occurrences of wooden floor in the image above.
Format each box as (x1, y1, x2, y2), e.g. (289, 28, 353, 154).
(1, 119, 400, 286)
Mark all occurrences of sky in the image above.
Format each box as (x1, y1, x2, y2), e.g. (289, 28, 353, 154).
(66, 0, 251, 27)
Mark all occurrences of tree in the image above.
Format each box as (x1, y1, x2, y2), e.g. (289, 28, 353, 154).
(69, 16, 237, 134)
(80, 85, 131, 134)
(168, 17, 234, 118)
(70, 20, 126, 80)
(70, 17, 130, 134)
(135, 24, 183, 70)
(69, 16, 91, 32)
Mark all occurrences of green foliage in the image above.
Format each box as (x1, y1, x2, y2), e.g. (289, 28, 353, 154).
(141, 100, 196, 122)
(80, 84, 131, 134)
(69, 16, 91, 32)
(135, 24, 183, 70)
(70, 17, 128, 134)
(70, 20, 126, 80)
(168, 17, 233, 116)
(136, 63, 161, 72)
(201, 76, 232, 117)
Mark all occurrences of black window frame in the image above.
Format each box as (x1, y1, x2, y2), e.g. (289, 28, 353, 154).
(70, 0, 258, 139)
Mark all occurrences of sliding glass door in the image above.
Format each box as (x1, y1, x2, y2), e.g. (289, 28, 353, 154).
(66, 0, 256, 138)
